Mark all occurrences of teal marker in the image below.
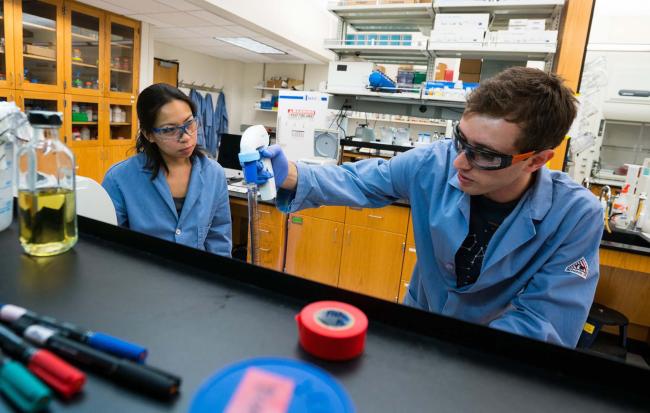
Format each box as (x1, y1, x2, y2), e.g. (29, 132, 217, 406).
(0, 351, 51, 413)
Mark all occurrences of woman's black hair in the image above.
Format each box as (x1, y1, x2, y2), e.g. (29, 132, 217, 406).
(135, 83, 204, 179)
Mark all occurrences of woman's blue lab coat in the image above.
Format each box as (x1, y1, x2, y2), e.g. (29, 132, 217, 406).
(277, 140, 603, 347)
(103, 152, 232, 257)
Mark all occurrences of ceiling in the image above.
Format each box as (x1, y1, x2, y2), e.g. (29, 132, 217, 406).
(78, 0, 328, 64)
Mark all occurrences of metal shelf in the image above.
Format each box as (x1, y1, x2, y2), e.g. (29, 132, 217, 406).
(327, 87, 465, 121)
(324, 39, 430, 64)
(347, 115, 447, 127)
(434, 0, 564, 16)
(328, 1, 434, 34)
(428, 42, 556, 61)
(256, 108, 278, 113)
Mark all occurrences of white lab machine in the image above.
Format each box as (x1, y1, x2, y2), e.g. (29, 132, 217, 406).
(326, 61, 375, 93)
(276, 90, 330, 162)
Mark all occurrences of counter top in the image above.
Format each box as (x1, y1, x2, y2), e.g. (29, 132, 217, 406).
(0, 218, 649, 412)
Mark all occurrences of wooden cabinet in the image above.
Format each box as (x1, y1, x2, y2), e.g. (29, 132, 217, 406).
(0, 87, 14, 101)
(0, 0, 16, 89)
(104, 96, 136, 147)
(285, 214, 344, 286)
(399, 214, 417, 303)
(299, 205, 346, 222)
(248, 203, 286, 272)
(345, 205, 409, 234)
(71, 145, 102, 182)
(339, 224, 405, 301)
(14, 0, 65, 93)
(15, 89, 63, 112)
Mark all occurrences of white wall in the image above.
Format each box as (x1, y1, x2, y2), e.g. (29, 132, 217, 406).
(152, 41, 246, 134)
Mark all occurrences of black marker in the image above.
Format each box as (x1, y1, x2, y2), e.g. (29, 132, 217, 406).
(23, 325, 181, 399)
(0, 304, 148, 363)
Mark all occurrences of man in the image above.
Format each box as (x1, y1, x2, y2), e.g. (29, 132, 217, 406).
(261, 67, 602, 348)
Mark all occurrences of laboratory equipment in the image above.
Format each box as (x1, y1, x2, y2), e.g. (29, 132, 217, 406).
(238, 125, 276, 266)
(354, 124, 375, 142)
(17, 111, 78, 256)
(217, 133, 244, 179)
(0, 103, 30, 232)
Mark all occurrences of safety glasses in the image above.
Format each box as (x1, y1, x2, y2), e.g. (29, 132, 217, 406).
(152, 117, 200, 141)
(453, 124, 535, 170)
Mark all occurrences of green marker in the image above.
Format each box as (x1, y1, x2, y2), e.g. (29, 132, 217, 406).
(0, 351, 51, 413)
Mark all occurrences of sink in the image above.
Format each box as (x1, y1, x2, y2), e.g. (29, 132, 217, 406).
(601, 229, 650, 249)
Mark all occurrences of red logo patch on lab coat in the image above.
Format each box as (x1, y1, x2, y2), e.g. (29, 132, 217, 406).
(565, 257, 589, 279)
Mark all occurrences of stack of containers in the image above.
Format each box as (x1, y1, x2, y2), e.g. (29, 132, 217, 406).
(430, 13, 489, 45)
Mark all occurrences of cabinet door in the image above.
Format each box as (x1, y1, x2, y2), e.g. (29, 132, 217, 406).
(106, 14, 139, 99)
(0, 0, 15, 88)
(104, 144, 131, 174)
(105, 97, 135, 146)
(65, 1, 103, 96)
(63, 94, 101, 147)
(345, 205, 409, 234)
(285, 214, 344, 286)
(0, 87, 14, 101)
(399, 244, 417, 303)
(339, 225, 405, 302)
(14, 0, 64, 92)
(15, 90, 63, 112)
(71, 146, 102, 183)
(299, 206, 346, 222)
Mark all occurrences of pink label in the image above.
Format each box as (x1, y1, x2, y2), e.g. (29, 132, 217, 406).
(225, 367, 295, 413)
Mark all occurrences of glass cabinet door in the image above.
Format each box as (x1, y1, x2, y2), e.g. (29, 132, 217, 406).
(0, 87, 14, 102)
(107, 15, 138, 98)
(67, 96, 100, 146)
(67, 4, 102, 96)
(0, 0, 15, 89)
(15, 91, 63, 114)
(106, 98, 135, 146)
(16, 0, 63, 92)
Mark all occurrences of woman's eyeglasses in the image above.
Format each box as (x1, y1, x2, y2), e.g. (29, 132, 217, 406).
(453, 124, 535, 170)
(152, 117, 200, 141)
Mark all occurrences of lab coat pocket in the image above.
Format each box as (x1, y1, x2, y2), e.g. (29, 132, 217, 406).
(198, 226, 210, 246)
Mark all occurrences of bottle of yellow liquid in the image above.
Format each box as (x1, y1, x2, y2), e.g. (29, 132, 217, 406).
(17, 111, 77, 256)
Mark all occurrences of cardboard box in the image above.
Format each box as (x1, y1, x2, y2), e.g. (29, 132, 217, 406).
(459, 59, 482, 74)
(287, 79, 303, 89)
(459, 72, 480, 83)
(434, 63, 447, 81)
(434, 13, 489, 31)
(24, 44, 55, 59)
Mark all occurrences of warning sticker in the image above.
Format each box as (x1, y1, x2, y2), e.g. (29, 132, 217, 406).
(565, 257, 589, 279)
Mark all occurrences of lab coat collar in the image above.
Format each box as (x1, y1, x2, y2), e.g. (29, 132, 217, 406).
(447, 166, 554, 293)
(139, 153, 204, 221)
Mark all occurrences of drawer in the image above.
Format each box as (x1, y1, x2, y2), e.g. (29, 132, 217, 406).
(299, 206, 346, 222)
(257, 203, 285, 227)
(345, 205, 409, 234)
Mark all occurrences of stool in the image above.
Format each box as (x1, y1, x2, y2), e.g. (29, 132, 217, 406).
(577, 303, 628, 359)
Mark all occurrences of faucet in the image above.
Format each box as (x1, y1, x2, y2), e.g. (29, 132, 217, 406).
(599, 186, 613, 234)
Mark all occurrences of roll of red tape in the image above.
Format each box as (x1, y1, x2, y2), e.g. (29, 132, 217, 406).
(296, 301, 368, 361)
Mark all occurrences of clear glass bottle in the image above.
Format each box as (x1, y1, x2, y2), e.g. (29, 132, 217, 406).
(17, 111, 77, 256)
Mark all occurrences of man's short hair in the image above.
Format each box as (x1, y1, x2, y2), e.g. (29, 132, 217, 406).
(464, 67, 577, 152)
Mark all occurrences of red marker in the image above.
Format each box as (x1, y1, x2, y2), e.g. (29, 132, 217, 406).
(0, 325, 85, 398)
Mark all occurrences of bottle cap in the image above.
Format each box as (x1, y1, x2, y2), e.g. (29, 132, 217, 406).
(88, 332, 148, 363)
(0, 358, 51, 413)
(27, 111, 63, 127)
(28, 350, 85, 399)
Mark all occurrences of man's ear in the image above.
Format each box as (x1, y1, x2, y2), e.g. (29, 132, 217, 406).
(524, 149, 554, 172)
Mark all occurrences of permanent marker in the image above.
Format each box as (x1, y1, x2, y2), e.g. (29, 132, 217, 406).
(0, 304, 148, 363)
(23, 325, 181, 398)
(0, 325, 85, 399)
(0, 350, 52, 413)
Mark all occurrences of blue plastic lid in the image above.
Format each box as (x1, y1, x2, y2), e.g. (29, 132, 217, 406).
(88, 332, 148, 363)
(190, 357, 355, 413)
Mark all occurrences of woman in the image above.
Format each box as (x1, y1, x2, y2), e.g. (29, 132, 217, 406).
(103, 83, 232, 256)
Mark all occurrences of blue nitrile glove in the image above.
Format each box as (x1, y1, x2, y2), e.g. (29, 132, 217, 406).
(260, 144, 289, 188)
(254, 161, 274, 185)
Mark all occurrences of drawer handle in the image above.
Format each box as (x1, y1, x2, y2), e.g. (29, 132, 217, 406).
(368, 214, 383, 219)
(259, 228, 270, 233)
(259, 210, 271, 215)
(333, 227, 338, 242)
(350, 207, 362, 211)
(259, 247, 271, 252)
(408, 247, 416, 253)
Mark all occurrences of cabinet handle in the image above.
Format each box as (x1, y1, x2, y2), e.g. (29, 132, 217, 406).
(259, 210, 271, 215)
(350, 207, 362, 211)
(332, 227, 338, 242)
(368, 214, 383, 219)
(345, 230, 351, 244)
(402, 242, 405, 252)
(408, 247, 416, 253)
(259, 247, 271, 252)
(259, 228, 270, 233)
(9, 73, 13, 84)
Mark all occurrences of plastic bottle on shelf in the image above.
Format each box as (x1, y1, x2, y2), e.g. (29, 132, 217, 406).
(80, 126, 91, 140)
(85, 108, 93, 123)
(73, 72, 82, 88)
(612, 184, 630, 229)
